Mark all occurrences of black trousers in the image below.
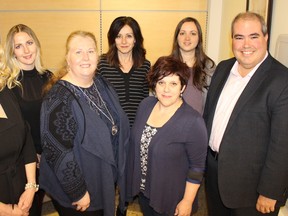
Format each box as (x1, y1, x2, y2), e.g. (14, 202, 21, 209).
(52, 199, 104, 216)
(205, 150, 280, 216)
(29, 189, 45, 216)
(138, 193, 167, 216)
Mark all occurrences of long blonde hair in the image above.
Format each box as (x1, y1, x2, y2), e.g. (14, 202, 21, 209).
(0, 43, 11, 91)
(5, 24, 46, 89)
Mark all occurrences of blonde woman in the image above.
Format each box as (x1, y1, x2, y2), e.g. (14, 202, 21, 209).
(40, 31, 130, 216)
(0, 42, 37, 216)
(5, 24, 52, 216)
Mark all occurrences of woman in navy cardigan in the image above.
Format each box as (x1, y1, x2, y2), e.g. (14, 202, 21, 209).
(126, 56, 208, 216)
(40, 31, 130, 216)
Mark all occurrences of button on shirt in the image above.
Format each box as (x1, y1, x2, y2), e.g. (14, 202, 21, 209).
(209, 53, 268, 152)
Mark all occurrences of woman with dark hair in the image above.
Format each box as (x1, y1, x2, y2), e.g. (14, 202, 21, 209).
(98, 16, 150, 127)
(126, 56, 208, 216)
(171, 17, 215, 115)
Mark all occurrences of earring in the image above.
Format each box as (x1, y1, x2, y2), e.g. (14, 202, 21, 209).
(180, 92, 183, 98)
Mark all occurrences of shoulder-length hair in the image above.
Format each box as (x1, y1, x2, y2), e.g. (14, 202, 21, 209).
(106, 16, 146, 68)
(5, 24, 46, 88)
(170, 17, 215, 91)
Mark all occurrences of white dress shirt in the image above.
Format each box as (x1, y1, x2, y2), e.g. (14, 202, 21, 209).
(209, 53, 268, 152)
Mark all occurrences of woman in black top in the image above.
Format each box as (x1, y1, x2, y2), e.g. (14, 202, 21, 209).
(98, 16, 150, 127)
(4, 24, 52, 216)
(0, 43, 37, 216)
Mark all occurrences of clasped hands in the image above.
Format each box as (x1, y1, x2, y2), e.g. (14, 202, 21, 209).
(72, 191, 90, 212)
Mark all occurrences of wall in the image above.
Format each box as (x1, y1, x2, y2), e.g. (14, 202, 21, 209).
(269, 0, 288, 57)
(0, 0, 208, 70)
(206, 0, 246, 63)
(207, 0, 288, 64)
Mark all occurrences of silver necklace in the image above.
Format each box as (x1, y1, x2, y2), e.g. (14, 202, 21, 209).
(78, 83, 118, 136)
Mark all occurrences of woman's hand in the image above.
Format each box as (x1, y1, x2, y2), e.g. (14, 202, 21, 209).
(174, 182, 200, 216)
(0, 203, 29, 216)
(36, 154, 41, 169)
(72, 191, 90, 212)
(174, 199, 192, 216)
(17, 188, 36, 213)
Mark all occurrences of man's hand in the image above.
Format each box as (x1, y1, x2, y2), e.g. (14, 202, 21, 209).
(256, 194, 277, 214)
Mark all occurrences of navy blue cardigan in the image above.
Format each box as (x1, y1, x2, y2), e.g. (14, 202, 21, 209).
(40, 75, 130, 216)
(126, 96, 208, 215)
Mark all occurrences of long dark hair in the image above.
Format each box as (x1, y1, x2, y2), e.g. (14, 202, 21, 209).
(170, 17, 215, 91)
(106, 16, 146, 68)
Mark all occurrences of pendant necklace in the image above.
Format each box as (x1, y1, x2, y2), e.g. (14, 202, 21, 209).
(78, 83, 118, 136)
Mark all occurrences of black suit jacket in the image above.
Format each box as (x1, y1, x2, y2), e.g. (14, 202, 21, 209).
(204, 54, 288, 208)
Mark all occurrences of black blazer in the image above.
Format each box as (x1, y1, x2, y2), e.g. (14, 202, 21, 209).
(204, 54, 288, 208)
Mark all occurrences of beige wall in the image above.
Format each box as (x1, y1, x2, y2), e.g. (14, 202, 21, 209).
(1, 1, 286, 69)
(207, 0, 288, 64)
(206, 0, 246, 63)
(0, 0, 208, 70)
(269, 0, 288, 57)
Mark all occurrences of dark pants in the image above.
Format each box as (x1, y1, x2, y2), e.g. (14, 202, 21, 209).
(138, 193, 167, 216)
(52, 199, 104, 216)
(29, 168, 45, 216)
(29, 189, 45, 216)
(205, 150, 280, 216)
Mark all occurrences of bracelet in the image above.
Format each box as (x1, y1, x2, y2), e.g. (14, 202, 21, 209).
(25, 183, 39, 192)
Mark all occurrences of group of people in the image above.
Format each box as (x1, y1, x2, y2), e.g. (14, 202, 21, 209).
(0, 10, 287, 216)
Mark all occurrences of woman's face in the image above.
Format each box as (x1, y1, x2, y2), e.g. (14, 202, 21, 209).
(177, 21, 199, 53)
(13, 32, 37, 70)
(155, 74, 185, 108)
(66, 35, 98, 81)
(115, 25, 135, 55)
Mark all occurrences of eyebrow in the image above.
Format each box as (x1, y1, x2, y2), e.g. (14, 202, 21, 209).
(233, 33, 260, 38)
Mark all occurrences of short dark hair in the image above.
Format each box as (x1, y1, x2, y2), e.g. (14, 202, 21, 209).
(231, 11, 268, 38)
(148, 56, 190, 91)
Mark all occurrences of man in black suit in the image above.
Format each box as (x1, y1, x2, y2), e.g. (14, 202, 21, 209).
(204, 12, 288, 216)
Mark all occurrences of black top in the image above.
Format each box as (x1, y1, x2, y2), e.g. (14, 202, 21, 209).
(0, 87, 36, 203)
(13, 68, 51, 154)
(98, 56, 150, 126)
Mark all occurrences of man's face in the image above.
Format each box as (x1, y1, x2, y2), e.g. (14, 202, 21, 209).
(232, 18, 268, 75)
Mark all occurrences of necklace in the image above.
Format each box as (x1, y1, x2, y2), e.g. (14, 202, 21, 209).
(78, 83, 118, 136)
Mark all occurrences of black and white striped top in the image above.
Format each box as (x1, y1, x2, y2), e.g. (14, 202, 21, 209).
(97, 56, 151, 126)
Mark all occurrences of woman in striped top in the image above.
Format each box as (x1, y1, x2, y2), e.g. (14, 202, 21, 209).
(98, 16, 150, 127)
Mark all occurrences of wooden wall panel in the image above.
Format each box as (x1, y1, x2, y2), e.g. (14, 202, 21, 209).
(102, 0, 207, 11)
(0, 0, 208, 70)
(0, 0, 100, 10)
(101, 12, 207, 64)
(0, 12, 100, 69)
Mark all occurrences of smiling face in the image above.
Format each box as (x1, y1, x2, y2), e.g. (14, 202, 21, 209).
(66, 35, 98, 81)
(13, 32, 37, 70)
(155, 74, 185, 108)
(232, 18, 268, 75)
(115, 24, 135, 55)
(177, 21, 199, 54)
